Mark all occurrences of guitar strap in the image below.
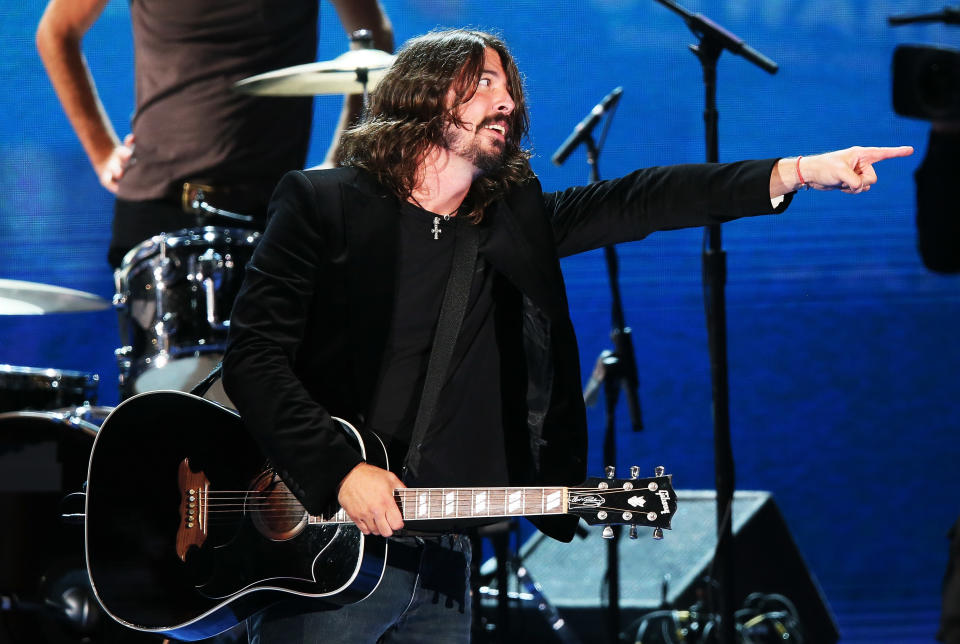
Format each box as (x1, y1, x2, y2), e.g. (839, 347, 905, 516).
(402, 221, 480, 481)
(190, 361, 223, 398)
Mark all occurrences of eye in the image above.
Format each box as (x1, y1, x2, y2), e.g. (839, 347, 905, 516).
(478, 77, 491, 88)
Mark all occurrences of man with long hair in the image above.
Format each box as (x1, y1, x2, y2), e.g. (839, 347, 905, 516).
(222, 28, 911, 643)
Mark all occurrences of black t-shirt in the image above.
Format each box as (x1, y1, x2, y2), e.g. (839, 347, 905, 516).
(367, 202, 511, 501)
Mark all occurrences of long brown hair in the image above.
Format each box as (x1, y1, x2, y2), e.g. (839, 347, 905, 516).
(335, 29, 534, 220)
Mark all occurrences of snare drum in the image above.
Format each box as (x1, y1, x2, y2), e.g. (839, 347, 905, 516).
(114, 227, 259, 405)
(0, 365, 99, 413)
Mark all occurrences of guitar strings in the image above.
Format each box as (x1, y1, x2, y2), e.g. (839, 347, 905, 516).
(191, 503, 647, 521)
(192, 487, 646, 507)
(181, 486, 663, 524)
(194, 486, 645, 497)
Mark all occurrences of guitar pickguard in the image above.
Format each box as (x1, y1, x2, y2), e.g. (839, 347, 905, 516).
(196, 518, 355, 600)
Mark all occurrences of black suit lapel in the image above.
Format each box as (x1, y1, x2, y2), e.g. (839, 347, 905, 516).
(340, 176, 399, 411)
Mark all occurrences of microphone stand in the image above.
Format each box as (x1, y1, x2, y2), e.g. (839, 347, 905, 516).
(653, 2, 777, 643)
(583, 133, 643, 644)
(555, 87, 639, 643)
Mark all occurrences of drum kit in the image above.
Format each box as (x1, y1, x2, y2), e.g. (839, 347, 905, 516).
(0, 39, 394, 643)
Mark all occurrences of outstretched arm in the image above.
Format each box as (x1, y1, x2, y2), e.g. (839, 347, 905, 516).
(770, 146, 914, 198)
(323, 0, 394, 168)
(36, 0, 133, 193)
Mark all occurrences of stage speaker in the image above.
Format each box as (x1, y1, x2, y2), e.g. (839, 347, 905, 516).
(480, 490, 838, 644)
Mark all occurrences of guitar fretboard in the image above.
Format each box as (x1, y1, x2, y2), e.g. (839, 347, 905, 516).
(311, 487, 568, 524)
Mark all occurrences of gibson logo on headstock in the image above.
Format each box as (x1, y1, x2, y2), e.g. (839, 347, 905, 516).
(570, 495, 604, 508)
(657, 490, 672, 514)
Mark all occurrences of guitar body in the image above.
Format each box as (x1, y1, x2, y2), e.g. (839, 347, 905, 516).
(85, 390, 386, 641)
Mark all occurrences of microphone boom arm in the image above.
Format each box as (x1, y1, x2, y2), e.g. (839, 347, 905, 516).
(889, 7, 960, 26)
(551, 87, 623, 166)
(653, 0, 778, 74)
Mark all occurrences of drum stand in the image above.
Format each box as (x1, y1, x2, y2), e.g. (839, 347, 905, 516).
(348, 29, 377, 112)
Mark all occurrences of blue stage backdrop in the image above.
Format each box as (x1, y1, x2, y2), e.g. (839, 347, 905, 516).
(1, 1, 957, 640)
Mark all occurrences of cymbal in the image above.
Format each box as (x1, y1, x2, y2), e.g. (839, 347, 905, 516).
(234, 48, 396, 97)
(0, 279, 111, 315)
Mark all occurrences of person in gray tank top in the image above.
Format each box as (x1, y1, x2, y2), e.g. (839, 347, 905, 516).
(36, 0, 393, 266)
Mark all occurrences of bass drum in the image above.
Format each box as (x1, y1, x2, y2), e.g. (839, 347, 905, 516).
(114, 227, 260, 407)
(0, 407, 158, 643)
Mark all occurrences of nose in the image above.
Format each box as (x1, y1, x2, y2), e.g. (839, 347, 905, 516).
(495, 86, 515, 116)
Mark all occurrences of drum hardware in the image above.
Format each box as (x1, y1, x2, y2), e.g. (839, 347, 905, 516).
(0, 405, 106, 439)
(114, 345, 134, 394)
(182, 184, 255, 224)
(0, 279, 110, 315)
(59, 491, 87, 526)
(58, 403, 109, 436)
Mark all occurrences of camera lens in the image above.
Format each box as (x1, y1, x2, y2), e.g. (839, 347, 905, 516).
(918, 51, 960, 116)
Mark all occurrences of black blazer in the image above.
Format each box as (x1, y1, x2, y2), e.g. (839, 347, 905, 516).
(222, 160, 789, 542)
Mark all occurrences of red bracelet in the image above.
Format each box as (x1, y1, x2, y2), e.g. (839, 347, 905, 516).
(796, 155, 808, 190)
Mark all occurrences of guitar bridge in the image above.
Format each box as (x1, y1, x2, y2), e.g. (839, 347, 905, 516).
(176, 458, 209, 561)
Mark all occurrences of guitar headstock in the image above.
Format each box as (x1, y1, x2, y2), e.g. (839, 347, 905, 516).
(569, 466, 677, 538)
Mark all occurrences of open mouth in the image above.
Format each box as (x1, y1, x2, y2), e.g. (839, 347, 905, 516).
(483, 123, 507, 137)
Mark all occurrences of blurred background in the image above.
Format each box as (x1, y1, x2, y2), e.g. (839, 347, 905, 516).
(0, 1, 957, 642)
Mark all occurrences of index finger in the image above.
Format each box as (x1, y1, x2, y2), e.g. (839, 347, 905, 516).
(860, 146, 914, 163)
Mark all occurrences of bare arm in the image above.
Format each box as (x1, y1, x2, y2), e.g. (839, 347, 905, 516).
(769, 146, 915, 198)
(322, 0, 394, 167)
(36, 0, 133, 193)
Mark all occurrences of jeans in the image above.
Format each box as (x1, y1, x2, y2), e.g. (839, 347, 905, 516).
(247, 534, 472, 644)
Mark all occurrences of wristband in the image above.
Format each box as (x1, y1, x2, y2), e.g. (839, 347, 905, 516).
(796, 155, 809, 190)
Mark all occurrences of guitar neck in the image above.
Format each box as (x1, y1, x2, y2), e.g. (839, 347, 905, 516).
(312, 486, 569, 524)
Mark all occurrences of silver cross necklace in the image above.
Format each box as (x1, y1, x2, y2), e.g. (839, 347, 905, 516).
(409, 195, 457, 240)
(430, 214, 454, 240)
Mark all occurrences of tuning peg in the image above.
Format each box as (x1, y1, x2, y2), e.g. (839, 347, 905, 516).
(602, 526, 615, 539)
(629, 525, 638, 539)
(654, 465, 665, 477)
(630, 465, 639, 479)
(605, 465, 616, 479)
(653, 527, 664, 540)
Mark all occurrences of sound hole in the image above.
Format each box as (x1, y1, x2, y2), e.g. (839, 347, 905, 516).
(248, 471, 308, 541)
